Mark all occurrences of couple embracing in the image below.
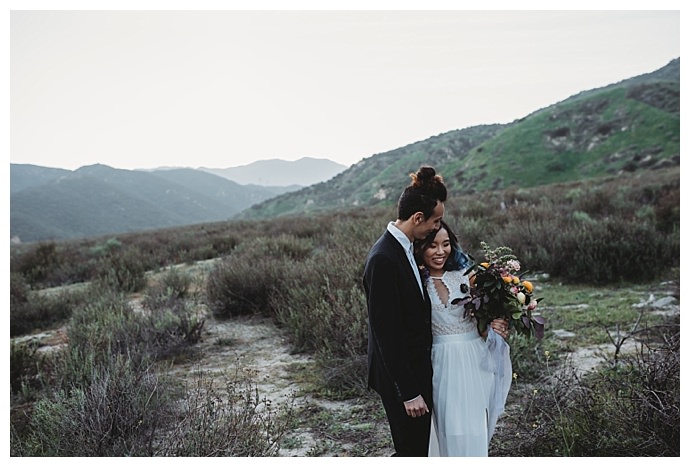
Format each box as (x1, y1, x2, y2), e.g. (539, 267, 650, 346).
(363, 166, 512, 457)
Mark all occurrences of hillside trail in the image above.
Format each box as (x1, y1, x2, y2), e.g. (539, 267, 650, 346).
(17, 259, 679, 457)
(163, 312, 332, 456)
(166, 312, 373, 456)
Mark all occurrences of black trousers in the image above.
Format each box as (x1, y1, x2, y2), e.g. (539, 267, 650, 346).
(380, 395, 431, 456)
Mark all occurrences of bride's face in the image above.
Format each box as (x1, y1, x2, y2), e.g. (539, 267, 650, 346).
(423, 227, 451, 276)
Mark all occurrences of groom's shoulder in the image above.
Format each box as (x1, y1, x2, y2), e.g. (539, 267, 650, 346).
(365, 232, 395, 264)
(370, 230, 396, 252)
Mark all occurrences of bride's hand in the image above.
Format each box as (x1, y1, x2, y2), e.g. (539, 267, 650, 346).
(490, 319, 510, 339)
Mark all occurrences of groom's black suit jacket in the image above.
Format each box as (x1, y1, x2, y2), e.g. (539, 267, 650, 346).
(363, 230, 433, 408)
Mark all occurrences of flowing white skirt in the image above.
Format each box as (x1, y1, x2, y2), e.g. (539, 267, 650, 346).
(428, 330, 512, 457)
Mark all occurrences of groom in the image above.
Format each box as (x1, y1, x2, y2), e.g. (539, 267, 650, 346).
(363, 166, 447, 456)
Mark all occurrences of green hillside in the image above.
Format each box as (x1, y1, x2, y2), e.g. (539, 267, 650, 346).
(447, 85, 679, 194)
(238, 58, 679, 219)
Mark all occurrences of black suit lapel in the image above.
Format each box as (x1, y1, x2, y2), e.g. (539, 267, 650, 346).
(385, 231, 424, 302)
(422, 279, 430, 304)
(399, 234, 429, 307)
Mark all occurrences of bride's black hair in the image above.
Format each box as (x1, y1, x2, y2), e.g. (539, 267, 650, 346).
(415, 220, 473, 271)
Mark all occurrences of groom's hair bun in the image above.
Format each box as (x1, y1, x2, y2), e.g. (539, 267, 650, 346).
(397, 165, 447, 220)
(409, 166, 447, 203)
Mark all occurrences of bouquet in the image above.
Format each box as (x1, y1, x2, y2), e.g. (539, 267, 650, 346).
(453, 242, 545, 339)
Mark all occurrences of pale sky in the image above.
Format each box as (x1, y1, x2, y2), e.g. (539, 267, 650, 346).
(7, 2, 682, 171)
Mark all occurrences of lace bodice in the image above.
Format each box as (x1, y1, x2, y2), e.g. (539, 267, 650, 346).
(426, 270, 478, 337)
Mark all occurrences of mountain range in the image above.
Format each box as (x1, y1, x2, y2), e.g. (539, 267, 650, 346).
(10, 158, 345, 243)
(199, 157, 347, 186)
(10, 58, 680, 243)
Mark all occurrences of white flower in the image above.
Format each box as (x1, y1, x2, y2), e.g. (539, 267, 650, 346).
(506, 259, 521, 271)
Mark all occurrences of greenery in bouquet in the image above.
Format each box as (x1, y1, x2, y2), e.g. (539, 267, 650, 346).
(454, 242, 545, 339)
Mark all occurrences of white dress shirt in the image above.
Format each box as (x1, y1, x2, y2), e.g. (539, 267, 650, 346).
(387, 222, 424, 297)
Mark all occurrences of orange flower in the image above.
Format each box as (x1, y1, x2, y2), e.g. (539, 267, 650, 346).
(502, 275, 513, 283)
(522, 280, 533, 293)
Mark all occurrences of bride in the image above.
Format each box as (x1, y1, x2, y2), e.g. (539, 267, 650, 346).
(415, 221, 513, 456)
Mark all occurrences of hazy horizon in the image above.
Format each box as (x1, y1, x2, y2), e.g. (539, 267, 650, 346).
(9, 8, 681, 172)
(9, 155, 349, 172)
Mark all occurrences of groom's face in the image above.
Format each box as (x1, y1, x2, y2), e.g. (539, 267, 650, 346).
(413, 201, 444, 240)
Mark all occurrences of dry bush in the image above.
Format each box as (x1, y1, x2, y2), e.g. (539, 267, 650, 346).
(156, 365, 295, 456)
(492, 315, 680, 457)
(10, 273, 88, 337)
(94, 248, 147, 293)
(11, 354, 173, 456)
(205, 235, 312, 318)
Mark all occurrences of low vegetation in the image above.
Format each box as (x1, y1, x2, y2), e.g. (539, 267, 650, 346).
(10, 168, 680, 456)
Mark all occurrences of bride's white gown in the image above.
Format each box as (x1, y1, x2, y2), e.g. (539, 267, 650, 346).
(426, 270, 512, 457)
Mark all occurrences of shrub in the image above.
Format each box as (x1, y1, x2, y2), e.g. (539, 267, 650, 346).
(494, 315, 680, 456)
(549, 218, 671, 283)
(313, 353, 369, 399)
(13, 242, 60, 286)
(10, 283, 88, 337)
(94, 249, 147, 293)
(67, 288, 200, 369)
(66, 291, 143, 364)
(10, 341, 41, 395)
(232, 233, 315, 261)
(205, 236, 305, 318)
(269, 243, 369, 397)
(10, 272, 30, 309)
(164, 300, 205, 346)
(273, 278, 367, 357)
(89, 237, 122, 257)
(655, 187, 680, 234)
(142, 275, 205, 347)
(505, 334, 548, 382)
(155, 365, 295, 456)
(143, 267, 193, 306)
(12, 355, 172, 456)
(270, 233, 368, 352)
(10, 320, 290, 457)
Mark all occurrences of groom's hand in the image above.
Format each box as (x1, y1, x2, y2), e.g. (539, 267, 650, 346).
(403, 396, 429, 418)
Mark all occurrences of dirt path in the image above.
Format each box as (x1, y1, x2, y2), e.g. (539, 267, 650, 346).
(166, 313, 319, 456)
(166, 313, 307, 402)
(153, 300, 390, 456)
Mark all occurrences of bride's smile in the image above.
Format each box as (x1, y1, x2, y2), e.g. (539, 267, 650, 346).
(422, 228, 451, 276)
